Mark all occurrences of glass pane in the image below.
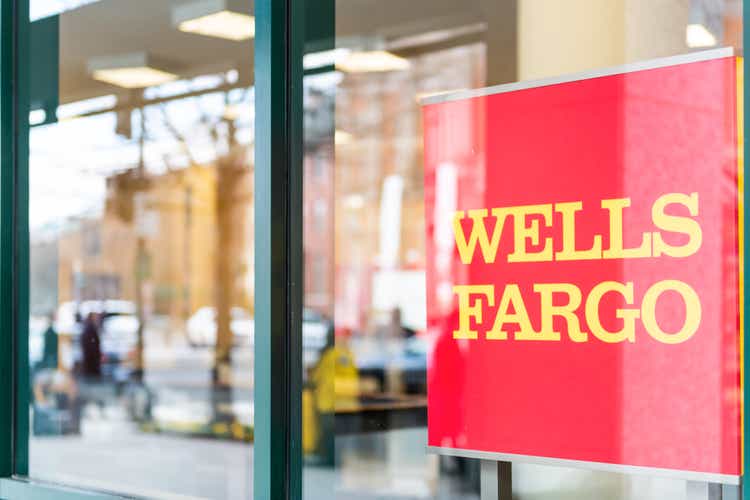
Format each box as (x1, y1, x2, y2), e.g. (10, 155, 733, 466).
(302, 1, 743, 499)
(28, 1, 255, 498)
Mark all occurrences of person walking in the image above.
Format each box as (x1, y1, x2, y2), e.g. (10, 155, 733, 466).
(38, 311, 58, 371)
(80, 312, 102, 378)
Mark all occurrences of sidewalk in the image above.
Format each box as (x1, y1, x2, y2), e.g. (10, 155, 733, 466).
(30, 424, 477, 500)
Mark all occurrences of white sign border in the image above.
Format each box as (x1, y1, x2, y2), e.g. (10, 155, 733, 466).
(421, 47, 734, 106)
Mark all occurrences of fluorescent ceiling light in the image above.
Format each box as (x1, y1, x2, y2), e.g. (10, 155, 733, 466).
(336, 51, 410, 73)
(686, 23, 717, 48)
(88, 53, 179, 89)
(31, 0, 100, 21)
(92, 67, 178, 89)
(179, 11, 255, 41)
(304, 48, 351, 70)
(174, 0, 255, 41)
(388, 22, 487, 52)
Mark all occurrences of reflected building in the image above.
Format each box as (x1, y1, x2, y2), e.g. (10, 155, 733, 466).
(46, 160, 254, 336)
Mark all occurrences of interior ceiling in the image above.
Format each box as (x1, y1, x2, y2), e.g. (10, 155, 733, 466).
(336, 0, 483, 40)
(57, 0, 481, 105)
(59, 0, 256, 104)
(56, 0, 742, 105)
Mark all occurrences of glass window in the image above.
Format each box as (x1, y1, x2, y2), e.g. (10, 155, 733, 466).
(28, 1, 255, 498)
(302, 1, 743, 499)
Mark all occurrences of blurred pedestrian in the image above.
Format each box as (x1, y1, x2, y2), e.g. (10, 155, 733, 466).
(382, 307, 416, 340)
(38, 311, 58, 371)
(311, 324, 359, 466)
(80, 312, 101, 378)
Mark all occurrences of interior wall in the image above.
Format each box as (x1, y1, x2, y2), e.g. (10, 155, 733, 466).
(518, 0, 627, 80)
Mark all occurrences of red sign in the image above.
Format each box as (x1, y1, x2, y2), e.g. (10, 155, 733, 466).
(422, 50, 741, 481)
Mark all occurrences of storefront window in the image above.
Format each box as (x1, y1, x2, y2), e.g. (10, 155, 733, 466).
(27, 1, 255, 497)
(301, 1, 743, 499)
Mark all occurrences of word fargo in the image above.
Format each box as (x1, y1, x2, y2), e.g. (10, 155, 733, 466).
(422, 51, 741, 481)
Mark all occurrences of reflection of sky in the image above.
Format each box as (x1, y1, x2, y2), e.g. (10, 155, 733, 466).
(30, 0, 100, 21)
(30, 80, 254, 235)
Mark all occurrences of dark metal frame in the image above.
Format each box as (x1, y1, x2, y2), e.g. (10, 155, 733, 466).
(1, 0, 29, 481)
(253, 0, 304, 496)
(0, 0, 307, 496)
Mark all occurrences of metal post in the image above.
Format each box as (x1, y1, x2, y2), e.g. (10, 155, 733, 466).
(687, 482, 723, 500)
(254, 0, 304, 496)
(723, 484, 740, 500)
(481, 460, 512, 500)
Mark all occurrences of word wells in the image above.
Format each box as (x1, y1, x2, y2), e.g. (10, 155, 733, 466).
(451, 193, 703, 344)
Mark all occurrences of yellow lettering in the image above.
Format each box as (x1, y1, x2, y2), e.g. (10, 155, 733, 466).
(585, 281, 639, 343)
(555, 201, 602, 261)
(452, 209, 510, 264)
(641, 280, 701, 344)
(601, 198, 652, 259)
(453, 285, 494, 339)
(507, 204, 554, 263)
(487, 284, 546, 340)
(534, 283, 588, 342)
(652, 192, 702, 258)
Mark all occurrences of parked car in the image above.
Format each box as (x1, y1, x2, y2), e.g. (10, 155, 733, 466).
(186, 306, 254, 347)
(186, 306, 330, 351)
(28, 316, 47, 368)
(55, 301, 82, 337)
(301, 308, 328, 351)
(100, 313, 139, 366)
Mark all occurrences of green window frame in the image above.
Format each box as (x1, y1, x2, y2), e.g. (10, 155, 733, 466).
(0, 0, 746, 498)
(0, 0, 309, 496)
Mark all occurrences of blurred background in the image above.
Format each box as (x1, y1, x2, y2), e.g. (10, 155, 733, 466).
(24, 0, 742, 499)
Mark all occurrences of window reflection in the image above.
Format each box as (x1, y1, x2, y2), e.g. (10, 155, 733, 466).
(303, 0, 743, 499)
(28, 2, 254, 498)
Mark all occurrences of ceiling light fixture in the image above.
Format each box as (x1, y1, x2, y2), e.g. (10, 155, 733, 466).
(686, 1, 722, 49)
(686, 23, 717, 48)
(304, 48, 351, 70)
(88, 53, 179, 89)
(31, 0, 101, 22)
(173, 0, 255, 41)
(335, 50, 410, 73)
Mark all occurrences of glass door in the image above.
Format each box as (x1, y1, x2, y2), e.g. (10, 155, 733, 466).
(300, 1, 745, 499)
(23, 0, 256, 497)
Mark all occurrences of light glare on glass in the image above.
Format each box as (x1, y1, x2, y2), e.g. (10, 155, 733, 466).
(29, 109, 46, 125)
(335, 50, 410, 73)
(686, 24, 717, 48)
(335, 130, 353, 145)
(303, 48, 351, 70)
(92, 67, 179, 89)
(178, 10, 255, 41)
